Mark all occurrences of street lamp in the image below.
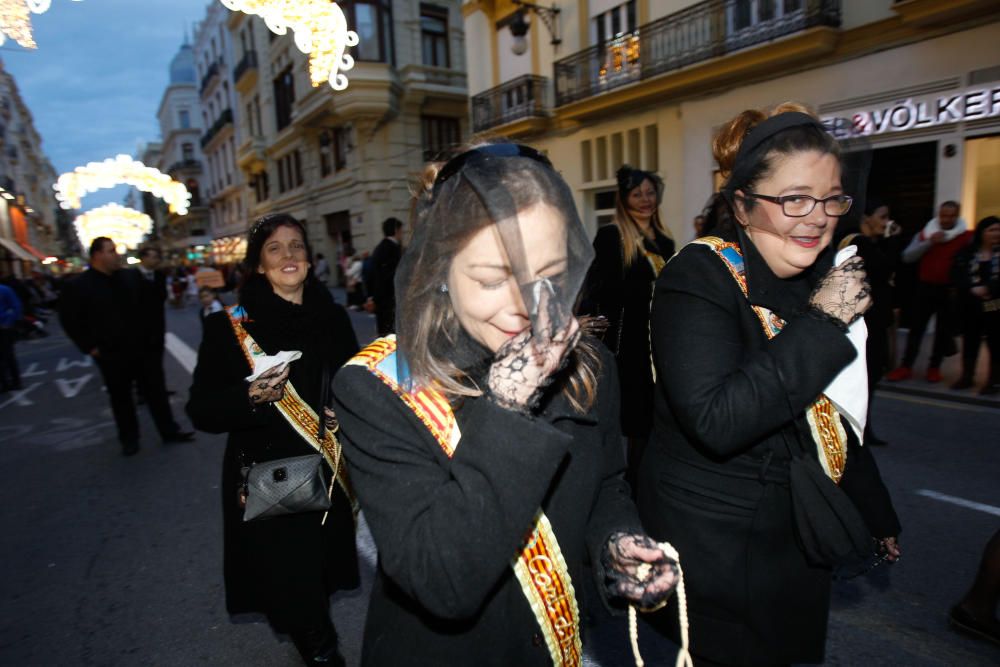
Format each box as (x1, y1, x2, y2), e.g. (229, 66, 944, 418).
(509, 1, 560, 56)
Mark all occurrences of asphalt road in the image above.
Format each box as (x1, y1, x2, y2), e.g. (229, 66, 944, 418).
(0, 297, 997, 666)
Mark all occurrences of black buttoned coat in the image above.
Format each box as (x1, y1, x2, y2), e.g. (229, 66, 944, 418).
(636, 228, 900, 665)
(332, 341, 641, 666)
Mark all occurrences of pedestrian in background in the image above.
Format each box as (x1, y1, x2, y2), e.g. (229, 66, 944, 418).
(0, 275, 23, 393)
(637, 105, 901, 666)
(58, 237, 194, 456)
(887, 201, 972, 383)
(197, 286, 224, 328)
(333, 143, 677, 666)
(368, 217, 403, 335)
(951, 215, 1000, 394)
(187, 214, 359, 666)
(837, 197, 902, 446)
(123, 246, 171, 404)
(314, 252, 331, 286)
(584, 164, 674, 486)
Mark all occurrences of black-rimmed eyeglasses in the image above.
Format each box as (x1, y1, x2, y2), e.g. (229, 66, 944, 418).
(741, 193, 853, 218)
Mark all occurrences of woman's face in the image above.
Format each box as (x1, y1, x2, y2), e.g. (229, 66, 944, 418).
(257, 225, 310, 294)
(864, 205, 890, 236)
(983, 223, 1000, 248)
(448, 202, 569, 353)
(626, 178, 658, 224)
(736, 150, 842, 278)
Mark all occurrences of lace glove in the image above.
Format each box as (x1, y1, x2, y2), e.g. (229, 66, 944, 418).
(809, 256, 872, 327)
(322, 407, 339, 433)
(486, 317, 581, 414)
(878, 536, 901, 563)
(602, 532, 679, 612)
(247, 363, 290, 407)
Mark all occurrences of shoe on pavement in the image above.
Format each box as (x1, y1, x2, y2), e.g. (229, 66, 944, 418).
(885, 366, 912, 382)
(949, 604, 1000, 647)
(926, 367, 942, 383)
(163, 430, 196, 444)
(950, 376, 974, 390)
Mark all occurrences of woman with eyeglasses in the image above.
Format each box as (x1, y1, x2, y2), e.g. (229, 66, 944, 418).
(332, 143, 678, 666)
(635, 104, 901, 666)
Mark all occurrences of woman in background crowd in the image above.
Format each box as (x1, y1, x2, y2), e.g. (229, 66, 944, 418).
(952, 215, 1000, 394)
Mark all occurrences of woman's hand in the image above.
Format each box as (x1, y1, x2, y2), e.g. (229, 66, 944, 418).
(602, 533, 678, 611)
(878, 536, 901, 563)
(809, 256, 872, 326)
(248, 363, 290, 406)
(323, 407, 339, 433)
(486, 317, 581, 413)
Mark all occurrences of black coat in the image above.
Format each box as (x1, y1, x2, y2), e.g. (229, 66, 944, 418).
(58, 268, 140, 360)
(586, 224, 674, 438)
(636, 229, 900, 665)
(370, 238, 401, 309)
(118, 267, 168, 351)
(332, 340, 641, 666)
(186, 279, 360, 632)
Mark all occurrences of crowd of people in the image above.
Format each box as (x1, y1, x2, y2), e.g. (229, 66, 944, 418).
(19, 101, 998, 665)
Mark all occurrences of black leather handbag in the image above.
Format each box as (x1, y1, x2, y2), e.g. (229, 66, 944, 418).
(242, 454, 332, 521)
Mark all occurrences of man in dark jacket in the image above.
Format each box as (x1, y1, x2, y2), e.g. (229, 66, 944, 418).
(125, 246, 172, 403)
(368, 217, 403, 336)
(59, 238, 193, 455)
(0, 276, 22, 392)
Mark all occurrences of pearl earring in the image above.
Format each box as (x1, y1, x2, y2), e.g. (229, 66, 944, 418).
(439, 283, 449, 293)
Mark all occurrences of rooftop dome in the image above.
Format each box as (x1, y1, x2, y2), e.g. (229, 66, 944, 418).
(169, 43, 196, 85)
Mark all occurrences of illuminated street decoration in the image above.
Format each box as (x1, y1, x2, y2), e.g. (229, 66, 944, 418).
(54, 154, 191, 214)
(73, 204, 153, 251)
(0, 0, 82, 49)
(219, 0, 358, 90)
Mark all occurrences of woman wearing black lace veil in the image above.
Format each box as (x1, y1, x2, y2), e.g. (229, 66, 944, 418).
(332, 143, 678, 666)
(636, 105, 901, 665)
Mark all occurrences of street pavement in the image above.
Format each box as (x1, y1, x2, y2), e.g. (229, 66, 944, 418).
(0, 295, 997, 666)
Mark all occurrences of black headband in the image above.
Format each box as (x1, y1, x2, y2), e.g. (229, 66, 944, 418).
(431, 143, 553, 198)
(732, 111, 825, 170)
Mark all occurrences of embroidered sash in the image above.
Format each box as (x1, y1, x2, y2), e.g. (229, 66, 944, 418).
(691, 238, 848, 483)
(224, 305, 353, 505)
(346, 335, 583, 666)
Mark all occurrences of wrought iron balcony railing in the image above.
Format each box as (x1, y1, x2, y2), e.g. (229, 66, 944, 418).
(472, 75, 550, 133)
(200, 108, 234, 148)
(234, 50, 258, 82)
(554, 0, 841, 107)
(200, 61, 221, 96)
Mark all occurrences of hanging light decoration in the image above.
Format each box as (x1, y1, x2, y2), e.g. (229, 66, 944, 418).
(219, 0, 359, 90)
(54, 154, 191, 214)
(73, 204, 153, 251)
(0, 0, 82, 49)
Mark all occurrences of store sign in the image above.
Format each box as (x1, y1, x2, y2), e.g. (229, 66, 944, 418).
(822, 85, 1000, 138)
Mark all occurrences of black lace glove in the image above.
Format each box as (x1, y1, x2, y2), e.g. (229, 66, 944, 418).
(809, 255, 872, 326)
(248, 364, 290, 407)
(486, 318, 581, 414)
(322, 407, 339, 433)
(602, 532, 679, 611)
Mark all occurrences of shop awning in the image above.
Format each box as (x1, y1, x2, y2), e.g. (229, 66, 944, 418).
(0, 236, 38, 262)
(18, 241, 48, 261)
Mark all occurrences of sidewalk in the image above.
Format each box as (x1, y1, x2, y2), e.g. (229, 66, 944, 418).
(878, 327, 999, 408)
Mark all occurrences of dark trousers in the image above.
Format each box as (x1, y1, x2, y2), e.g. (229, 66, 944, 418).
(0, 327, 21, 390)
(901, 283, 955, 368)
(960, 305, 1000, 382)
(96, 349, 179, 445)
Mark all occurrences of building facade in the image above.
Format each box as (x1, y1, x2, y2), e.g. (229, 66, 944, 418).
(156, 40, 211, 257)
(226, 0, 468, 277)
(0, 58, 61, 278)
(464, 0, 1000, 242)
(194, 3, 248, 266)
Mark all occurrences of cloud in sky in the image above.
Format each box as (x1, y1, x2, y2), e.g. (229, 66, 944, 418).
(3, 0, 213, 210)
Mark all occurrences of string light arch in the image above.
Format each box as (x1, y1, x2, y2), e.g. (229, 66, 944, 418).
(73, 204, 153, 252)
(54, 154, 192, 215)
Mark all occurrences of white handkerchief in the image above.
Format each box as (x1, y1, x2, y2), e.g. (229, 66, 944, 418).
(822, 246, 868, 444)
(245, 350, 302, 382)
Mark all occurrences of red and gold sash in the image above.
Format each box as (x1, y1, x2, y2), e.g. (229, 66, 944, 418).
(691, 238, 848, 482)
(347, 335, 583, 666)
(225, 306, 354, 509)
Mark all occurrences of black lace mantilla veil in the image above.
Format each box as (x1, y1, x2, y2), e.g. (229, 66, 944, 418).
(392, 144, 595, 391)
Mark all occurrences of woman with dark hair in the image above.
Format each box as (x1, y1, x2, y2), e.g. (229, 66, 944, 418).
(952, 215, 1000, 394)
(586, 165, 675, 483)
(187, 214, 359, 665)
(636, 104, 901, 665)
(332, 144, 678, 666)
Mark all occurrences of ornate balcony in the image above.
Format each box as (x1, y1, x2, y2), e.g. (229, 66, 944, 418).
(234, 50, 259, 93)
(472, 75, 551, 135)
(200, 108, 234, 149)
(166, 159, 202, 176)
(554, 0, 841, 109)
(199, 61, 221, 97)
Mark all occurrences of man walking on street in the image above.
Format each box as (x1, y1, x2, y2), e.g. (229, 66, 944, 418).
(125, 246, 172, 403)
(368, 217, 403, 336)
(887, 201, 973, 383)
(59, 238, 194, 456)
(0, 276, 23, 393)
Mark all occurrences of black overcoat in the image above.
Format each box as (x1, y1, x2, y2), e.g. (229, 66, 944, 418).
(636, 228, 900, 665)
(186, 280, 360, 633)
(332, 340, 642, 666)
(587, 224, 674, 438)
